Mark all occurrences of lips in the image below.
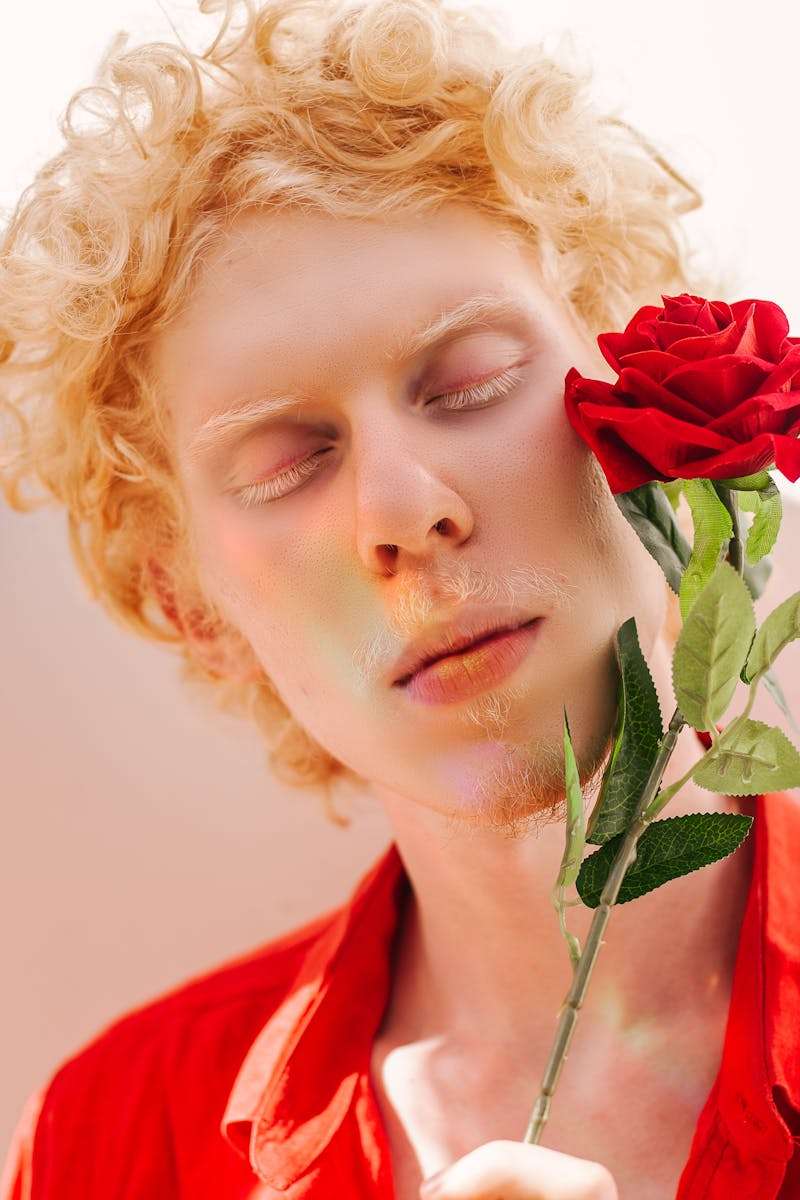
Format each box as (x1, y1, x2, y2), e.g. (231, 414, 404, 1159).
(400, 618, 543, 705)
(396, 618, 537, 685)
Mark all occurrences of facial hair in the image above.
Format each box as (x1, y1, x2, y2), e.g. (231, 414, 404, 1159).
(439, 450, 622, 842)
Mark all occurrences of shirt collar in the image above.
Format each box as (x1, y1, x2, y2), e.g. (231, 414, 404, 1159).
(221, 840, 409, 1189)
(711, 785, 800, 1168)
(221, 773, 800, 1190)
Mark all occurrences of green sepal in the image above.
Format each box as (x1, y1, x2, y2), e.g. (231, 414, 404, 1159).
(691, 717, 800, 795)
(672, 560, 756, 731)
(660, 479, 685, 512)
(714, 470, 773, 491)
(585, 617, 663, 845)
(614, 483, 691, 596)
(575, 812, 754, 908)
(678, 479, 733, 623)
(736, 489, 761, 513)
(741, 478, 782, 564)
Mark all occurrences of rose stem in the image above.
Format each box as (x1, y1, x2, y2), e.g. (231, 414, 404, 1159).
(522, 485, 742, 1145)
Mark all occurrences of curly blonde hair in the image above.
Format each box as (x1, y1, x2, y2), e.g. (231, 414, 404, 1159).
(0, 0, 716, 823)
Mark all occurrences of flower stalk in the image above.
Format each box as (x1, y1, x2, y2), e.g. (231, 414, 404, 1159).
(522, 487, 743, 1145)
(522, 707, 686, 1143)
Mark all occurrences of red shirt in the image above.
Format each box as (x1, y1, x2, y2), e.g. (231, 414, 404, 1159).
(3, 780, 800, 1198)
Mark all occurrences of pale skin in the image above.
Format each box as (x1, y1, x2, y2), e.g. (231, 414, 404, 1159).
(151, 202, 753, 1199)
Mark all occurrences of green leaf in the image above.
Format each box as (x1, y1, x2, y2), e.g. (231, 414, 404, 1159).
(575, 812, 754, 908)
(678, 479, 733, 622)
(743, 590, 800, 682)
(552, 709, 585, 967)
(761, 668, 800, 739)
(692, 717, 800, 795)
(557, 708, 585, 889)
(614, 483, 691, 596)
(585, 617, 663, 845)
(742, 553, 773, 601)
(744, 478, 782, 564)
(672, 560, 756, 731)
(738, 627, 758, 685)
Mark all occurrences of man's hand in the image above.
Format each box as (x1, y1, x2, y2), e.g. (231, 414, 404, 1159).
(419, 1139, 619, 1200)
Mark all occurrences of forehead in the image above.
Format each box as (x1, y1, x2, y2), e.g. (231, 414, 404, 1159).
(149, 204, 573, 453)
(158, 203, 547, 353)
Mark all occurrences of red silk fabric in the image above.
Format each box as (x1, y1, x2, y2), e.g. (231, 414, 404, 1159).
(3, 748, 799, 1198)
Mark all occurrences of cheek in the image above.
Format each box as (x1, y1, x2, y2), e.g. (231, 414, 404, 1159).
(199, 509, 258, 582)
(195, 505, 342, 655)
(503, 396, 583, 504)
(218, 517, 268, 576)
(191, 502, 281, 624)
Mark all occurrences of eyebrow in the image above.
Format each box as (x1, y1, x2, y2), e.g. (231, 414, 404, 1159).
(186, 290, 536, 464)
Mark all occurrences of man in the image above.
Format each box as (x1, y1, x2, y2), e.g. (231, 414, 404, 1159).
(1, 1, 798, 1197)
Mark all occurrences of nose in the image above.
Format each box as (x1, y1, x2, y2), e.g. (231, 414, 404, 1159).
(352, 422, 474, 576)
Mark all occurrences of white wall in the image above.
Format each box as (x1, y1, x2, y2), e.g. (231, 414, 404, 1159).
(2, 0, 799, 1159)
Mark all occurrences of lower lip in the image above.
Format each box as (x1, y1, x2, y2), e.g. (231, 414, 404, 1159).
(397, 619, 543, 706)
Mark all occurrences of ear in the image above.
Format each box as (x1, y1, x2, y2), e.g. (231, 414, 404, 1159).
(187, 621, 265, 683)
(145, 555, 264, 683)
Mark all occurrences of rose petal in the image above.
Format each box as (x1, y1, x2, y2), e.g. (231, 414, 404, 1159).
(625, 303, 665, 335)
(709, 299, 734, 327)
(564, 401, 729, 491)
(754, 343, 800, 394)
(613, 366, 710, 423)
(580, 400, 791, 484)
(563, 377, 657, 493)
(728, 301, 761, 358)
(563, 369, 617, 407)
(773, 433, 800, 482)
(597, 323, 659, 372)
(676, 435, 777, 479)
(637, 318, 721, 352)
(705, 390, 800, 439)
(660, 294, 726, 333)
(664, 355, 770, 416)
(730, 297, 792, 360)
(659, 317, 748, 362)
(585, 406, 732, 474)
(612, 348, 685, 383)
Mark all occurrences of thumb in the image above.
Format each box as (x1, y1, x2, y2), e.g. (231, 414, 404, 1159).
(420, 1166, 447, 1196)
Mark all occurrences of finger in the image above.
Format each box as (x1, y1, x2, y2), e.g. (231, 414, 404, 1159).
(419, 1139, 618, 1200)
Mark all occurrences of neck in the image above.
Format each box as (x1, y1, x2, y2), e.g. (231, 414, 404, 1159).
(371, 635, 755, 1056)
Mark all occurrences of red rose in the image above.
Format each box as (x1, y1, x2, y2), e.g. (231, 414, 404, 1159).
(564, 292, 800, 494)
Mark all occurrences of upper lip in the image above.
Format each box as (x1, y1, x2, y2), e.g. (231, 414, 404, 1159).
(389, 604, 540, 686)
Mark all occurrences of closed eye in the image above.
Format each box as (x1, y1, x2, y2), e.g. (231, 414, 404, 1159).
(426, 364, 525, 412)
(232, 363, 526, 509)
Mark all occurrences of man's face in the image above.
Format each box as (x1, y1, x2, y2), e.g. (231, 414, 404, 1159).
(151, 202, 667, 835)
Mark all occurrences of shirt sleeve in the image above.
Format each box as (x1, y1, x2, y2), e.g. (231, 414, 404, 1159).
(0, 1086, 47, 1200)
(0, 1020, 178, 1200)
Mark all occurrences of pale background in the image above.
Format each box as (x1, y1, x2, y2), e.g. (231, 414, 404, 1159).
(2, 0, 799, 1158)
